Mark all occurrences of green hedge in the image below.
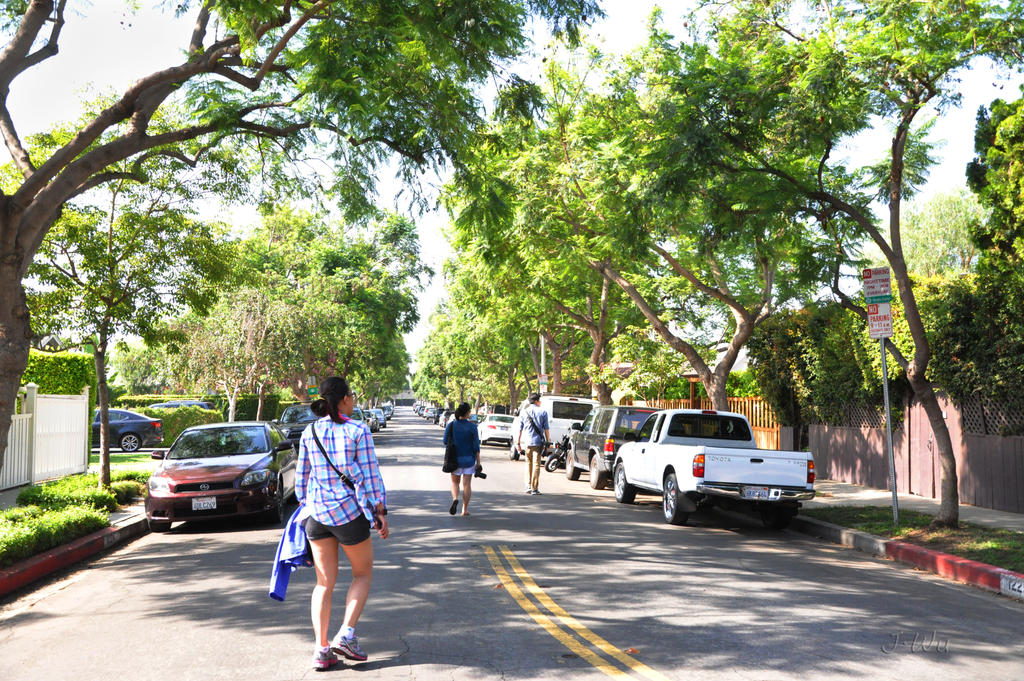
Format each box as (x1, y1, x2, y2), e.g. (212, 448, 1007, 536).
(116, 394, 217, 410)
(0, 505, 109, 568)
(116, 393, 283, 421)
(135, 405, 223, 446)
(21, 349, 98, 411)
(111, 469, 151, 485)
(16, 475, 119, 512)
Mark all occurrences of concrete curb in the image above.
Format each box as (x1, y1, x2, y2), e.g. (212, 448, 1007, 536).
(791, 515, 1024, 602)
(0, 512, 149, 599)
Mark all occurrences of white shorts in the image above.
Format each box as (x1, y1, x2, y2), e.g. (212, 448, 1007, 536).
(452, 466, 476, 476)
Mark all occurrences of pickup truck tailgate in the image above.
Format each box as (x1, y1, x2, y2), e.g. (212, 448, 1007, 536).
(703, 448, 810, 486)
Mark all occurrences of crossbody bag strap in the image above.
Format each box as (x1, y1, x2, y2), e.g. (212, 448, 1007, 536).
(525, 408, 543, 438)
(310, 423, 356, 491)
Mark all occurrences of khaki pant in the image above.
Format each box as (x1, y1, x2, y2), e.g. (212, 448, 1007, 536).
(525, 444, 544, 491)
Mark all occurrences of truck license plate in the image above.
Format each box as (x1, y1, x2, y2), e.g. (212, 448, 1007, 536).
(192, 496, 216, 511)
(742, 486, 782, 500)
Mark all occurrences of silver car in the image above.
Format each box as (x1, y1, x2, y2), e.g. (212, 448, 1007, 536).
(369, 408, 387, 429)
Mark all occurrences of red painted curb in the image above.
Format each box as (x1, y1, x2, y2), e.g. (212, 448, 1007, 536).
(0, 518, 148, 598)
(885, 539, 1024, 600)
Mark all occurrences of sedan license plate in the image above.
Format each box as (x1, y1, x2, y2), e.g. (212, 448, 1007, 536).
(192, 496, 217, 511)
(742, 486, 781, 500)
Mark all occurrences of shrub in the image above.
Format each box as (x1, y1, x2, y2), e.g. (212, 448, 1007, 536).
(747, 304, 911, 428)
(111, 469, 151, 485)
(116, 394, 221, 412)
(0, 505, 109, 568)
(116, 393, 283, 421)
(21, 349, 98, 411)
(109, 480, 146, 504)
(135, 405, 223, 446)
(16, 475, 118, 512)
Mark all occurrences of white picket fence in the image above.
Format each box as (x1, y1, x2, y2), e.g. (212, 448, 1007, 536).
(1, 384, 90, 491)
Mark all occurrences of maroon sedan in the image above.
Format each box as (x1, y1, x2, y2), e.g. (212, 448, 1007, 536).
(145, 421, 297, 532)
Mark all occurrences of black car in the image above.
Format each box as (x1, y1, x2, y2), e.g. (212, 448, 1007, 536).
(568, 406, 658, 489)
(276, 403, 317, 442)
(92, 409, 164, 452)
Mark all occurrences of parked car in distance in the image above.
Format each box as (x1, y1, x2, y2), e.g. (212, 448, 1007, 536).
(145, 421, 297, 532)
(568, 405, 658, 488)
(508, 394, 599, 461)
(351, 406, 368, 428)
(381, 404, 394, 420)
(276, 403, 317, 442)
(149, 400, 217, 411)
(362, 408, 380, 432)
(92, 409, 164, 452)
(422, 407, 437, 421)
(480, 414, 515, 446)
(369, 408, 387, 429)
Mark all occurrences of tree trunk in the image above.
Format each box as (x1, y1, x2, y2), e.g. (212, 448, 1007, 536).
(887, 126, 959, 527)
(704, 374, 729, 411)
(588, 329, 612, 405)
(94, 336, 112, 488)
(0, 275, 33, 477)
(507, 369, 520, 408)
(227, 386, 239, 422)
(547, 337, 564, 394)
(255, 382, 265, 421)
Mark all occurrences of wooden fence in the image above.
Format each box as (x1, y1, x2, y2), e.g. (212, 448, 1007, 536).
(809, 394, 1024, 513)
(634, 396, 781, 450)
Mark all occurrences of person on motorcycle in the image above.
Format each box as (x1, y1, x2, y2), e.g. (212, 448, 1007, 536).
(516, 393, 550, 495)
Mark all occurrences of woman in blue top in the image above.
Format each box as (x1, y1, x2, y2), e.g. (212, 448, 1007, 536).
(443, 402, 481, 516)
(296, 376, 389, 671)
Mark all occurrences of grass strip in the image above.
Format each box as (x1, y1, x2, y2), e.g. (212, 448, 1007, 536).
(803, 506, 1024, 573)
(89, 451, 156, 467)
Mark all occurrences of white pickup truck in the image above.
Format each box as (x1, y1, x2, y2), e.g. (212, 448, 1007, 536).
(613, 409, 815, 529)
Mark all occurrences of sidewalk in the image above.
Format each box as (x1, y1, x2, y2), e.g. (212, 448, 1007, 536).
(793, 479, 1024, 602)
(804, 479, 1024, 532)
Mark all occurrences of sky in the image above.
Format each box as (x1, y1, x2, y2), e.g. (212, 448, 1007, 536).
(5, 1, 1021, 362)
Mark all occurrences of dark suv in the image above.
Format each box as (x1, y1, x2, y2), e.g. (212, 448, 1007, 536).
(567, 406, 657, 489)
(276, 403, 316, 442)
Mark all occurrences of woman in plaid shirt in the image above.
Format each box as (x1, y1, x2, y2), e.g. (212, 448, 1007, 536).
(296, 376, 389, 671)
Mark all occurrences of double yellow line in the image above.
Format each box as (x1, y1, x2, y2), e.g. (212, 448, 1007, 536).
(482, 545, 672, 681)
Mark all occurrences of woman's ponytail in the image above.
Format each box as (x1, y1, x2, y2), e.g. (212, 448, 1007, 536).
(313, 376, 351, 424)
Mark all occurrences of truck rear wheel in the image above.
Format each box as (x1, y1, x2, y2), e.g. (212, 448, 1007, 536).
(613, 463, 636, 504)
(662, 473, 690, 525)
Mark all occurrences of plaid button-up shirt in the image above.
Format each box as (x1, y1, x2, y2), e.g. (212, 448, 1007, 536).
(296, 416, 387, 527)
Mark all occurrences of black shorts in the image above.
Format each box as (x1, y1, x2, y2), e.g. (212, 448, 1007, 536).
(305, 514, 371, 545)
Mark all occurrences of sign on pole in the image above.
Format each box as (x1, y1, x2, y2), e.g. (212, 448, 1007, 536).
(862, 267, 892, 304)
(863, 266, 899, 527)
(539, 374, 549, 394)
(867, 302, 893, 339)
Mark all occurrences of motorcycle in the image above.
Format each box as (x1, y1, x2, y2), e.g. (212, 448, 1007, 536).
(544, 434, 572, 472)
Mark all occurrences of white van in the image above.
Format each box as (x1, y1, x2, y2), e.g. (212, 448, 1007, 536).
(509, 394, 600, 460)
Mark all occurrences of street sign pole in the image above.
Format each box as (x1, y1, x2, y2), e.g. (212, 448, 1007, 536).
(880, 338, 899, 528)
(863, 267, 899, 528)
